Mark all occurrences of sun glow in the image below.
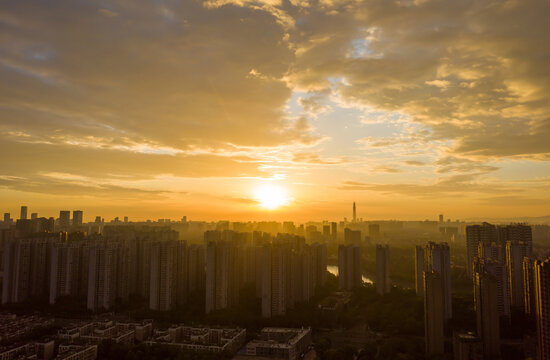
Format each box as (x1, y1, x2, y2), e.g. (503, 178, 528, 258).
(253, 184, 290, 210)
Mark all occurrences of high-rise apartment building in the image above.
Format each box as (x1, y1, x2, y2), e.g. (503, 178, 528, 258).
(87, 243, 118, 311)
(415, 246, 425, 296)
(59, 211, 71, 230)
(322, 225, 330, 238)
(149, 241, 178, 311)
(506, 240, 532, 309)
(502, 224, 532, 251)
(376, 244, 390, 295)
(2, 236, 56, 304)
(352, 202, 356, 222)
(338, 244, 361, 290)
(311, 242, 327, 288)
(262, 245, 290, 318)
(344, 228, 361, 245)
(368, 224, 380, 242)
(524, 257, 536, 315)
(49, 242, 85, 304)
(466, 223, 498, 277)
(20, 206, 27, 220)
(474, 258, 510, 318)
(474, 268, 501, 359)
(2, 240, 32, 304)
(424, 271, 445, 356)
(534, 258, 550, 360)
(205, 239, 240, 313)
(331, 222, 337, 242)
(290, 246, 312, 304)
(187, 244, 205, 295)
(73, 210, 83, 227)
(425, 242, 452, 320)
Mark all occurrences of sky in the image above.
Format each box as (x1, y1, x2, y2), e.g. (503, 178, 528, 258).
(1, 0, 549, 222)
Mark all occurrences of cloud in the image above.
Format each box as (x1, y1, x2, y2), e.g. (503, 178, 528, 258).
(434, 156, 499, 174)
(98, 9, 118, 17)
(0, 173, 177, 199)
(0, 136, 266, 181)
(1, 0, 549, 213)
(403, 160, 427, 166)
(292, 152, 346, 164)
(298, 90, 332, 116)
(371, 166, 402, 174)
(0, 1, 311, 152)
(338, 173, 516, 198)
(285, 0, 550, 159)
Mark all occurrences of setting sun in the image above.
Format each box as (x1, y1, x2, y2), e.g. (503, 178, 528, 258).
(253, 184, 290, 210)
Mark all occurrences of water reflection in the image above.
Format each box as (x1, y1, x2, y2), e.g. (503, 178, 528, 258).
(327, 265, 373, 284)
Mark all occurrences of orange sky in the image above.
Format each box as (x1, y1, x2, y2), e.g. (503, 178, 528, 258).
(1, 0, 549, 222)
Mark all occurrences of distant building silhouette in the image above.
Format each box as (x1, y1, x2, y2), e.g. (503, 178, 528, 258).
(376, 244, 390, 295)
(506, 239, 532, 309)
(87, 242, 118, 311)
(424, 271, 445, 356)
(59, 210, 70, 230)
(50, 242, 87, 304)
(149, 241, 177, 311)
(322, 225, 330, 238)
(474, 267, 501, 359)
(73, 210, 83, 227)
(474, 257, 510, 320)
(338, 244, 361, 290)
(466, 223, 498, 277)
(425, 242, 452, 320)
(2, 235, 55, 304)
(368, 224, 380, 242)
(205, 238, 240, 313)
(261, 245, 289, 318)
(344, 228, 361, 245)
(20, 206, 27, 220)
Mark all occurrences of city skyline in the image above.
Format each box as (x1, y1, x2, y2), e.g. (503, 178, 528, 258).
(1, 1, 549, 359)
(1, 1, 550, 221)
(5, 203, 550, 224)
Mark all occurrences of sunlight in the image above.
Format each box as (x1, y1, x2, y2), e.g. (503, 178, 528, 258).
(253, 183, 290, 210)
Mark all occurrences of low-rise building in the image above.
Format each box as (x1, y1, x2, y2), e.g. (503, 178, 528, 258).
(57, 320, 133, 345)
(243, 328, 312, 360)
(0, 314, 55, 343)
(57, 323, 94, 343)
(55, 345, 97, 360)
(146, 326, 246, 354)
(116, 320, 153, 342)
(0, 343, 35, 360)
(0, 339, 55, 360)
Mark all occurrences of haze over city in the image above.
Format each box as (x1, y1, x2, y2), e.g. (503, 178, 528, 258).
(1, 1, 550, 221)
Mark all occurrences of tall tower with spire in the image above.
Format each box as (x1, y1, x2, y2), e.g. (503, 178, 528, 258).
(353, 202, 356, 222)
